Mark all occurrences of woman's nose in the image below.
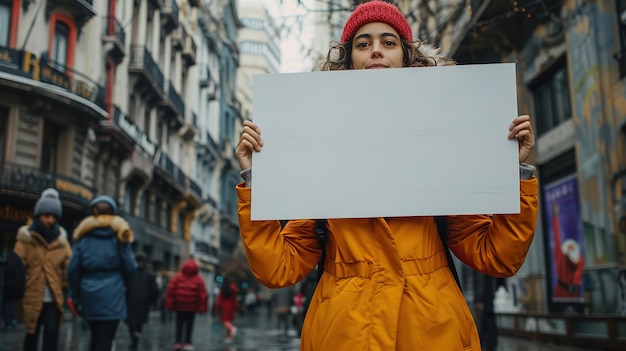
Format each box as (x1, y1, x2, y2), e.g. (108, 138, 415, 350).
(371, 43, 383, 58)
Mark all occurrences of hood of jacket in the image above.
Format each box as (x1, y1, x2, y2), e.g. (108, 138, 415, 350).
(181, 259, 199, 275)
(73, 215, 134, 244)
(17, 225, 68, 246)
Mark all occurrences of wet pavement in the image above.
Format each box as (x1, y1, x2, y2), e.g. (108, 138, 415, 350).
(0, 308, 301, 351)
(0, 308, 602, 350)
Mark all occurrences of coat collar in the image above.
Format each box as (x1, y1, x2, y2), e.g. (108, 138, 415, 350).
(17, 225, 68, 246)
(73, 215, 134, 244)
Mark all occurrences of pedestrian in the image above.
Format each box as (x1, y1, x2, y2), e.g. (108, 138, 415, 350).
(67, 195, 137, 351)
(1, 243, 25, 330)
(292, 289, 305, 336)
(157, 271, 174, 323)
(213, 278, 239, 343)
(234, 1, 539, 350)
(165, 258, 209, 351)
(125, 252, 159, 351)
(272, 287, 291, 336)
(244, 287, 257, 316)
(13, 188, 71, 351)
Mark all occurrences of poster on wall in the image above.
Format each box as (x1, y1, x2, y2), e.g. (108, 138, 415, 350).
(544, 174, 585, 302)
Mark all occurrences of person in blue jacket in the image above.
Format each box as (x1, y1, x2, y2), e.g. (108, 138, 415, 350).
(67, 195, 137, 351)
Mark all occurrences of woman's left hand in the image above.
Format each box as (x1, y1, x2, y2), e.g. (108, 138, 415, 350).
(509, 115, 535, 163)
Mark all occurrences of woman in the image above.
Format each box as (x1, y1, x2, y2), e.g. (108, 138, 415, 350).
(235, 1, 538, 350)
(214, 278, 239, 343)
(67, 195, 137, 351)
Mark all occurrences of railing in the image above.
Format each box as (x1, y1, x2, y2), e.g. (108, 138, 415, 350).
(37, 56, 106, 109)
(182, 34, 197, 65)
(189, 179, 202, 197)
(105, 16, 126, 49)
(0, 162, 95, 205)
(206, 132, 219, 153)
(496, 312, 626, 351)
(167, 81, 185, 118)
(162, 0, 180, 29)
(130, 45, 164, 95)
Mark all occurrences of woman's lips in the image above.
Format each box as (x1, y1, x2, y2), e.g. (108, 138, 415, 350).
(367, 63, 387, 69)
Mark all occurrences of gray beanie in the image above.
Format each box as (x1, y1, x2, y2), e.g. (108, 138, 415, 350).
(33, 188, 63, 218)
(89, 195, 118, 215)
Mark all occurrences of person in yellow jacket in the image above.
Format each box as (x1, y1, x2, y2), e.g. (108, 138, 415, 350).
(235, 2, 539, 350)
(14, 188, 71, 351)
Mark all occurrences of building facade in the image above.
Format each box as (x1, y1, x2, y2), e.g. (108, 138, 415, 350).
(0, 0, 241, 284)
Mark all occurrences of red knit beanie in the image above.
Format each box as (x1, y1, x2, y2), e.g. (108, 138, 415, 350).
(341, 1, 413, 43)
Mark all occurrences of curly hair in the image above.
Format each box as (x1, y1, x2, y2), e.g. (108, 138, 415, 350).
(317, 38, 455, 71)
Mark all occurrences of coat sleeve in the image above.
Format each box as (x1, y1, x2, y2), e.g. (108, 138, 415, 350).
(149, 273, 159, 305)
(62, 244, 72, 291)
(118, 243, 137, 279)
(67, 241, 82, 300)
(236, 185, 322, 288)
(13, 240, 27, 268)
(198, 278, 209, 314)
(446, 178, 539, 277)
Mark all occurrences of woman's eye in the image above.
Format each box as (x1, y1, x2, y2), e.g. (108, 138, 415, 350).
(384, 40, 396, 46)
(356, 42, 370, 48)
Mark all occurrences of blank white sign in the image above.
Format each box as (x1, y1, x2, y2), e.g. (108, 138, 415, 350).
(251, 63, 520, 220)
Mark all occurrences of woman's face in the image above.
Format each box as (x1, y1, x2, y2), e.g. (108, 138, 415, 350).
(350, 22, 404, 70)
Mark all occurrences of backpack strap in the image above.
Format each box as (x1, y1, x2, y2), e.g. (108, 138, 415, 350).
(314, 219, 329, 281)
(435, 216, 462, 292)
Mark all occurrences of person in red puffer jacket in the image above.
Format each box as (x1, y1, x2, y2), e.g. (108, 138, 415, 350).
(165, 258, 208, 351)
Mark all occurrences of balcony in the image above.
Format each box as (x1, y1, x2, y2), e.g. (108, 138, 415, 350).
(171, 28, 184, 51)
(153, 152, 203, 208)
(0, 46, 106, 118)
(0, 161, 95, 206)
(102, 16, 126, 61)
(193, 240, 218, 265)
(159, 81, 185, 129)
(129, 45, 164, 99)
(45, 1, 96, 31)
(453, 0, 563, 62)
(154, 152, 186, 193)
(161, 0, 180, 34)
(112, 106, 158, 159)
(182, 34, 197, 67)
(189, 179, 202, 198)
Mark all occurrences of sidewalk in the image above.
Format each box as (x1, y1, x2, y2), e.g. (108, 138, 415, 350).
(0, 310, 607, 351)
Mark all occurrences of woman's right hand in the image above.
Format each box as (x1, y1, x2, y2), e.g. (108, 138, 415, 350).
(236, 120, 263, 170)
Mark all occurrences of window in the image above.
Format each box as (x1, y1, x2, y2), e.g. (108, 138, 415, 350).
(531, 60, 572, 136)
(618, 0, 626, 77)
(0, 1, 11, 47)
(41, 121, 59, 172)
(52, 21, 69, 70)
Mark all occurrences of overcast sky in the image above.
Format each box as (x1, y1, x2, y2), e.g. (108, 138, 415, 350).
(256, 0, 317, 72)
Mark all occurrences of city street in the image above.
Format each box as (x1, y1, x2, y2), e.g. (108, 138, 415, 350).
(0, 308, 301, 351)
(0, 308, 600, 351)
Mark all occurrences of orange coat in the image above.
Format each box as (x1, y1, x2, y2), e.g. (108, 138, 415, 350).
(13, 225, 72, 334)
(237, 178, 538, 351)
